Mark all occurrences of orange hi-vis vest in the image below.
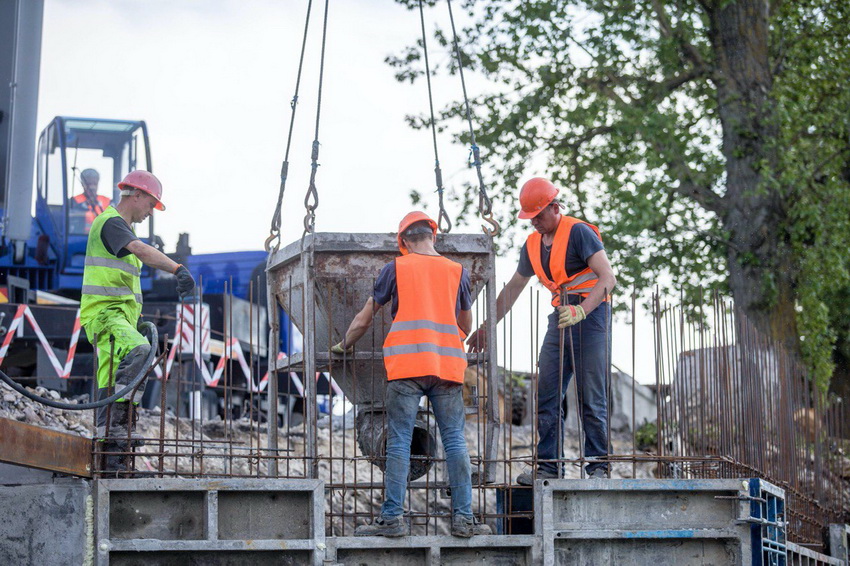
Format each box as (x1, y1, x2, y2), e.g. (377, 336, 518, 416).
(527, 215, 605, 307)
(73, 193, 111, 229)
(382, 254, 468, 383)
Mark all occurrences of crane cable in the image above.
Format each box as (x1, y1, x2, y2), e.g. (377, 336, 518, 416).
(445, 0, 500, 237)
(418, 0, 451, 234)
(302, 0, 331, 237)
(265, 0, 316, 252)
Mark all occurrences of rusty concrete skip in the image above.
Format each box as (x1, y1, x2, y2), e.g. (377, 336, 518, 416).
(0, 416, 92, 477)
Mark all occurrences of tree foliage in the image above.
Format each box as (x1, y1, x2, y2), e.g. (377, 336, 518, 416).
(390, 0, 850, 392)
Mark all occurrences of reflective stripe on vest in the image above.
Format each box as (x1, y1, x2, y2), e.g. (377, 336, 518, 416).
(383, 343, 467, 360)
(526, 215, 605, 307)
(382, 254, 467, 383)
(81, 285, 144, 305)
(84, 256, 140, 276)
(80, 206, 144, 326)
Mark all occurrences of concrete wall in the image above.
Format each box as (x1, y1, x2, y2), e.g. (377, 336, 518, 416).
(535, 478, 754, 566)
(0, 464, 91, 566)
(94, 478, 325, 566)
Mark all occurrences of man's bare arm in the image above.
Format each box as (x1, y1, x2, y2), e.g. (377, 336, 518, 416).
(579, 250, 616, 315)
(457, 309, 472, 336)
(341, 298, 382, 349)
(125, 240, 179, 274)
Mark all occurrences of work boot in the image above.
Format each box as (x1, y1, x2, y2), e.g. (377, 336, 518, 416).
(451, 515, 492, 538)
(516, 469, 558, 486)
(101, 440, 132, 475)
(587, 468, 608, 479)
(97, 402, 145, 447)
(354, 516, 407, 537)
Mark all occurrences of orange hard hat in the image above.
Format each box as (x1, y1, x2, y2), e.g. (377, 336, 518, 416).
(118, 170, 165, 211)
(397, 211, 438, 255)
(518, 177, 559, 219)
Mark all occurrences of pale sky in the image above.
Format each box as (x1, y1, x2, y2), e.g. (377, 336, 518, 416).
(37, 0, 655, 381)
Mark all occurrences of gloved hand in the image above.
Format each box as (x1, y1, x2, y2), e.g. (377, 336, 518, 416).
(557, 304, 586, 328)
(331, 341, 353, 355)
(174, 265, 196, 300)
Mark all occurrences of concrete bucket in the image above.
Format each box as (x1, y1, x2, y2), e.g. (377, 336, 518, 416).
(266, 232, 495, 479)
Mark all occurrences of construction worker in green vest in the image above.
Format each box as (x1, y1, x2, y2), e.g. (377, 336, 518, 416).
(80, 170, 195, 469)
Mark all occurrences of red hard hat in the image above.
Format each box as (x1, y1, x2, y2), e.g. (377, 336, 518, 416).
(518, 177, 559, 219)
(118, 170, 165, 211)
(397, 211, 438, 255)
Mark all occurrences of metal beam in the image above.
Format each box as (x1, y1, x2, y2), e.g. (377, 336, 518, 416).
(0, 417, 92, 477)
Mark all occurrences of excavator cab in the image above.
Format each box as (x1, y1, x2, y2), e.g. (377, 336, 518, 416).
(35, 117, 154, 292)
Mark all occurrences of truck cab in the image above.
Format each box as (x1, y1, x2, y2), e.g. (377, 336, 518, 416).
(29, 116, 155, 296)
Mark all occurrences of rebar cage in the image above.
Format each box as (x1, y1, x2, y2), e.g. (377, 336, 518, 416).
(80, 235, 848, 545)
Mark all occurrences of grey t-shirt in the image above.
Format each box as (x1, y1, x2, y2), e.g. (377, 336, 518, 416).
(100, 217, 138, 258)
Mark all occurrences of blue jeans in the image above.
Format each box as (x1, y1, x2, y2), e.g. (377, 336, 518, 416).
(537, 303, 610, 475)
(381, 376, 472, 519)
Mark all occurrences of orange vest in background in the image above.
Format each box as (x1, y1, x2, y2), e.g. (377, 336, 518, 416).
(382, 254, 467, 383)
(527, 215, 605, 307)
(73, 193, 111, 229)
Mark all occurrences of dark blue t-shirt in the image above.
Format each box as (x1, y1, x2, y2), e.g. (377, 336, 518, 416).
(518, 223, 604, 305)
(373, 256, 473, 318)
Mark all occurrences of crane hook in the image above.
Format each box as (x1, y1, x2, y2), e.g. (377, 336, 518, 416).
(481, 213, 501, 237)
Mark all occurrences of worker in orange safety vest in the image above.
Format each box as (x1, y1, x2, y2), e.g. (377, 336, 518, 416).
(467, 177, 617, 483)
(71, 168, 111, 233)
(332, 211, 491, 538)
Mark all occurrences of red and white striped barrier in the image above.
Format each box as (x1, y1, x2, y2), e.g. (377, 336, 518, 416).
(0, 304, 82, 378)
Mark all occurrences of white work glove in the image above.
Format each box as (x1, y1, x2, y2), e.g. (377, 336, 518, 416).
(557, 304, 586, 328)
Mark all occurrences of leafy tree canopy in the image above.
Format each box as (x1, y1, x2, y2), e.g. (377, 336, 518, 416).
(390, 0, 850, 393)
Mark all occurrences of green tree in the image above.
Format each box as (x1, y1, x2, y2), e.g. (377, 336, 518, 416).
(391, 0, 850, 393)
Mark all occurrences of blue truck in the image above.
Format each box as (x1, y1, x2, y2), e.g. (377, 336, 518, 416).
(0, 115, 294, 416)
(0, 0, 298, 419)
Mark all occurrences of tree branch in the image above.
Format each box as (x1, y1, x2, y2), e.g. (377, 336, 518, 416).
(669, 177, 726, 215)
(652, 0, 708, 70)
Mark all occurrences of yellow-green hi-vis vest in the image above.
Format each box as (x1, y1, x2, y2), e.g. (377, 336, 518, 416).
(80, 206, 143, 327)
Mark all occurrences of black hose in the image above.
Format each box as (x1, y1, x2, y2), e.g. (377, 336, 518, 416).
(0, 321, 158, 411)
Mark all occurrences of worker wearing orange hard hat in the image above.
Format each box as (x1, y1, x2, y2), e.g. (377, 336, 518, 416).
(332, 211, 490, 538)
(80, 169, 195, 473)
(467, 177, 617, 483)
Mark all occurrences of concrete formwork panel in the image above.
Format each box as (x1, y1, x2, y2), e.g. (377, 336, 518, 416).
(335, 547, 429, 566)
(94, 478, 325, 566)
(535, 479, 755, 566)
(109, 551, 313, 565)
(217, 490, 313, 540)
(440, 546, 531, 565)
(554, 538, 741, 565)
(325, 534, 540, 566)
(0, 477, 91, 566)
(109, 490, 206, 540)
(829, 524, 849, 565)
(551, 488, 738, 531)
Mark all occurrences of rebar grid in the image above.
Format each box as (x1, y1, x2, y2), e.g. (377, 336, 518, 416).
(653, 292, 848, 545)
(91, 265, 848, 543)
